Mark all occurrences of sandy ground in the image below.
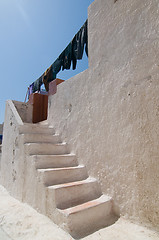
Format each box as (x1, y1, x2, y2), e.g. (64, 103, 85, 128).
(0, 185, 158, 240)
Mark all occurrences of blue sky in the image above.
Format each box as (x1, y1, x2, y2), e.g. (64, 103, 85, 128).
(0, 0, 94, 123)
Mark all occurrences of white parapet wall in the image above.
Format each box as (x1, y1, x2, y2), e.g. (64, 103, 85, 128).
(13, 100, 33, 124)
(0, 100, 32, 200)
(47, 0, 159, 231)
(0, 100, 24, 200)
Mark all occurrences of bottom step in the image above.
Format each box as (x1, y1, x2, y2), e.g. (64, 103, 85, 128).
(59, 195, 118, 239)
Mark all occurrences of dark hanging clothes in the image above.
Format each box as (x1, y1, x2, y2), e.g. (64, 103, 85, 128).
(85, 20, 88, 57)
(28, 83, 34, 96)
(72, 20, 88, 61)
(28, 19, 88, 93)
(52, 58, 62, 75)
(32, 75, 43, 93)
(62, 42, 72, 70)
(43, 65, 56, 92)
(56, 19, 88, 72)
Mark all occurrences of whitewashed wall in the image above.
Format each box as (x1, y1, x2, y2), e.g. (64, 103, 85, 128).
(48, 0, 159, 230)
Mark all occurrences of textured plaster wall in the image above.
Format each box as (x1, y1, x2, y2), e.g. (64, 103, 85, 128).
(48, 0, 159, 230)
(13, 100, 33, 123)
(0, 100, 33, 202)
(0, 101, 26, 200)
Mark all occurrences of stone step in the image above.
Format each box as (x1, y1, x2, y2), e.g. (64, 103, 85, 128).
(25, 142, 69, 155)
(22, 133, 61, 144)
(61, 195, 117, 239)
(19, 123, 55, 135)
(36, 120, 49, 126)
(38, 165, 88, 186)
(31, 154, 77, 169)
(48, 177, 102, 210)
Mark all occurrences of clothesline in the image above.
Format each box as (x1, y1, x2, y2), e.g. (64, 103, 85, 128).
(27, 19, 88, 97)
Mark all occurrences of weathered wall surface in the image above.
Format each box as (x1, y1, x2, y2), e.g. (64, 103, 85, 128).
(0, 101, 26, 200)
(13, 100, 33, 123)
(0, 100, 33, 199)
(48, 0, 159, 230)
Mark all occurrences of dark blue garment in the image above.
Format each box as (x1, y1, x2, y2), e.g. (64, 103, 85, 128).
(52, 58, 62, 75)
(32, 75, 44, 93)
(72, 20, 88, 61)
(28, 83, 34, 96)
(61, 42, 72, 71)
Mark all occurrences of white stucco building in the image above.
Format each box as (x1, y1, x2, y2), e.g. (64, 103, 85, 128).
(0, 0, 159, 238)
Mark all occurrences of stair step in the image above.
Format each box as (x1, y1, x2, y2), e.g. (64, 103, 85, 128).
(25, 142, 69, 155)
(22, 133, 61, 144)
(31, 154, 77, 169)
(19, 123, 55, 135)
(61, 195, 117, 239)
(36, 120, 49, 126)
(38, 165, 88, 186)
(48, 177, 102, 209)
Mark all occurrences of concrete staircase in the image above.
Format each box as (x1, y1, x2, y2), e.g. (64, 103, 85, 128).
(20, 122, 118, 239)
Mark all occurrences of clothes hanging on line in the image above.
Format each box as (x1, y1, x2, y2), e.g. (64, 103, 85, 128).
(52, 58, 62, 75)
(72, 19, 88, 61)
(43, 66, 56, 92)
(28, 75, 44, 95)
(59, 19, 88, 72)
(33, 75, 43, 92)
(61, 42, 73, 70)
(28, 19, 88, 94)
(28, 83, 34, 96)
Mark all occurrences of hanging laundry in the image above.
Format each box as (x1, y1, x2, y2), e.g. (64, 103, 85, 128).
(32, 75, 43, 93)
(85, 20, 88, 57)
(52, 58, 62, 75)
(28, 83, 34, 96)
(62, 42, 72, 70)
(43, 65, 56, 92)
(72, 20, 88, 61)
(28, 19, 88, 93)
(56, 19, 88, 72)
